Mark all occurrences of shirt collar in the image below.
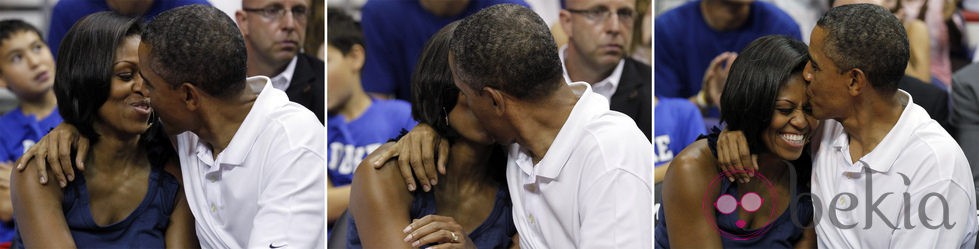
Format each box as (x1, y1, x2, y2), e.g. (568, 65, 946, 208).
(559, 45, 624, 101)
(202, 76, 281, 167)
(270, 56, 298, 91)
(833, 90, 920, 173)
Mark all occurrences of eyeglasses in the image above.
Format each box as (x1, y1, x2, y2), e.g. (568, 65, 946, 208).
(566, 7, 635, 24)
(243, 5, 309, 21)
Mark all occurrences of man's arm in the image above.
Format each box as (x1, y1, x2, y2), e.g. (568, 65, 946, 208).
(365, 124, 449, 192)
(15, 123, 89, 187)
(246, 148, 325, 248)
(326, 178, 351, 222)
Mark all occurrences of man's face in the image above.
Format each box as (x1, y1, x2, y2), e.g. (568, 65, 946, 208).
(138, 43, 191, 133)
(803, 27, 851, 120)
(448, 53, 512, 145)
(562, 0, 635, 70)
(240, 0, 309, 67)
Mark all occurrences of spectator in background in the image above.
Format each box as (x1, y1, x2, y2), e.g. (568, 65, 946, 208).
(46, 0, 210, 57)
(325, 7, 415, 229)
(653, 96, 705, 183)
(359, 0, 529, 101)
(655, 0, 801, 116)
(952, 62, 979, 206)
(559, 0, 652, 140)
(237, 0, 325, 124)
(0, 19, 60, 249)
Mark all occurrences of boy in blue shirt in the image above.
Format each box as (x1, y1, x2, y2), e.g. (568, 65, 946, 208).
(326, 8, 415, 228)
(0, 19, 61, 248)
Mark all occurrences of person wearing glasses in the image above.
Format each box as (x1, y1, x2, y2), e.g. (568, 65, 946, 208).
(358, 0, 529, 101)
(654, 0, 801, 119)
(46, 0, 210, 58)
(237, 0, 324, 124)
(559, 0, 651, 141)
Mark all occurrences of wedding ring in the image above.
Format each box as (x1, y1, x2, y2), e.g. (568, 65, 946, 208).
(450, 231, 458, 242)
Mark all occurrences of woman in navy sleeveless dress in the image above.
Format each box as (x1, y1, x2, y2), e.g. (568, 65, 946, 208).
(11, 12, 196, 248)
(657, 35, 818, 248)
(346, 21, 517, 248)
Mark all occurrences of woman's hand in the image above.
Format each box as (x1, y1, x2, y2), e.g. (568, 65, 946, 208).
(403, 215, 476, 249)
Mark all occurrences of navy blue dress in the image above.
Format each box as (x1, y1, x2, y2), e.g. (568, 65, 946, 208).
(655, 132, 814, 248)
(347, 185, 516, 248)
(14, 121, 181, 249)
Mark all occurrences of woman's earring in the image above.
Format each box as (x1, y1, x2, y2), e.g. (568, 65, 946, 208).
(443, 107, 450, 126)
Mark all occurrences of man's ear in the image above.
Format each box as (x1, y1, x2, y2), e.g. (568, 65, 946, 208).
(847, 68, 866, 97)
(179, 82, 201, 111)
(482, 86, 507, 116)
(558, 10, 573, 38)
(235, 10, 249, 36)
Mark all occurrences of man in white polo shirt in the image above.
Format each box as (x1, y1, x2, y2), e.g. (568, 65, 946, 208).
(720, 4, 977, 248)
(447, 4, 651, 248)
(137, 5, 325, 248)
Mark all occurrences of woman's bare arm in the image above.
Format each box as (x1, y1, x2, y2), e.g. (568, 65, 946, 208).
(11, 158, 75, 248)
(662, 140, 725, 248)
(349, 155, 416, 248)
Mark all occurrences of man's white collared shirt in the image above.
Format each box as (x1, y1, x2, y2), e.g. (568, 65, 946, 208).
(559, 45, 624, 101)
(176, 76, 325, 249)
(270, 56, 298, 91)
(811, 90, 977, 249)
(507, 82, 652, 248)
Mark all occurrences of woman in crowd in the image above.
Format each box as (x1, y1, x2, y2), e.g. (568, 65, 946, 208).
(656, 35, 817, 248)
(346, 21, 517, 248)
(11, 12, 196, 248)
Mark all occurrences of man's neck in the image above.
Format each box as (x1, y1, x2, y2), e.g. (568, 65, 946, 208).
(512, 83, 579, 164)
(194, 91, 258, 159)
(839, 91, 906, 163)
(564, 44, 616, 85)
(700, 0, 751, 31)
(18, 90, 57, 120)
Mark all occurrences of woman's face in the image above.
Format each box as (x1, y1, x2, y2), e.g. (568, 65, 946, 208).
(448, 92, 493, 145)
(96, 36, 151, 137)
(762, 74, 817, 161)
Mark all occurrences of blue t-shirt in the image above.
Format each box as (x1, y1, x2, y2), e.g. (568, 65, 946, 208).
(47, 0, 211, 57)
(0, 107, 61, 243)
(359, 0, 529, 100)
(655, 0, 802, 99)
(14, 158, 180, 248)
(347, 184, 515, 248)
(327, 99, 415, 187)
(654, 98, 705, 166)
